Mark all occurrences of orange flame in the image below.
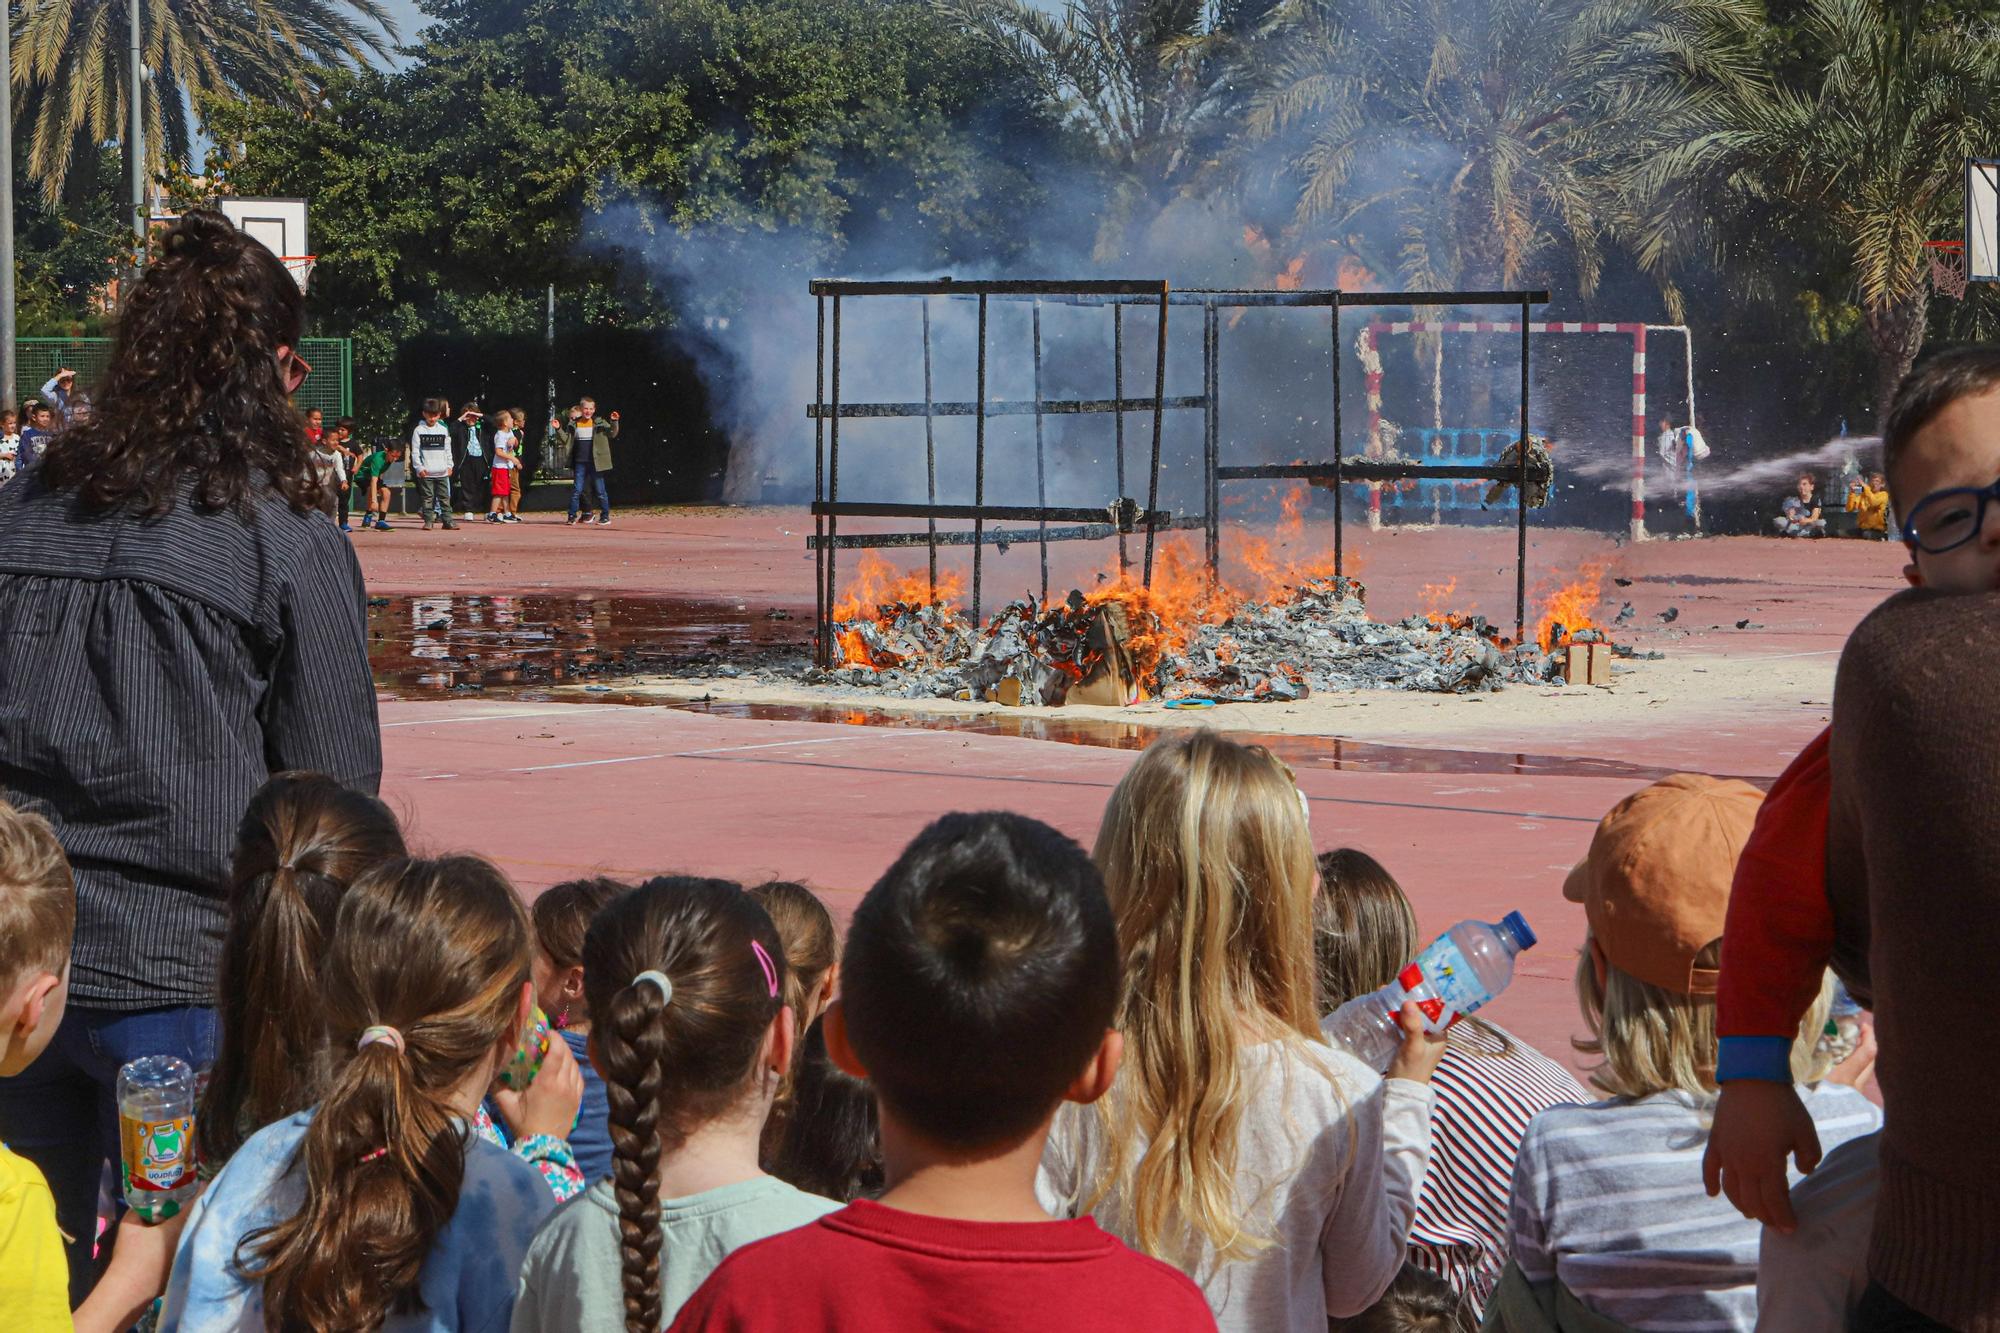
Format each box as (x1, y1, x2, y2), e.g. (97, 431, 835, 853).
(1533, 560, 1609, 652)
(831, 552, 965, 669)
(1419, 577, 1460, 625)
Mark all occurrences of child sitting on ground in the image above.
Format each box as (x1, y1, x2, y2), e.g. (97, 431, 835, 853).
(513, 876, 839, 1331)
(673, 811, 1215, 1331)
(1706, 349, 2000, 1283)
(1774, 472, 1825, 536)
(1040, 733, 1441, 1331)
(1315, 849, 1586, 1310)
(747, 879, 840, 1162)
(767, 1014, 883, 1203)
(1488, 775, 1879, 1333)
(161, 856, 557, 1330)
(527, 876, 629, 1183)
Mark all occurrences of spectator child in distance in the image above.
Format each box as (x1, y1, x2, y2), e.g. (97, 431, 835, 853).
(1039, 732, 1441, 1332)
(411, 398, 458, 531)
(160, 857, 556, 1331)
(19, 405, 55, 463)
(671, 811, 1216, 1332)
(1489, 775, 1879, 1333)
(1773, 473, 1826, 537)
(1314, 849, 1587, 1310)
(454, 402, 489, 521)
(512, 876, 839, 1332)
(1845, 471, 1891, 539)
(302, 407, 323, 449)
(0, 410, 18, 486)
(357, 440, 401, 531)
(488, 409, 522, 523)
(308, 428, 346, 525)
(38, 370, 76, 424)
(552, 397, 619, 527)
(525, 876, 629, 1184)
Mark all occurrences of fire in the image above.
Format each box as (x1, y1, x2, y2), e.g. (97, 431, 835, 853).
(1084, 536, 1237, 686)
(1419, 578, 1460, 626)
(831, 552, 965, 669)
(1274, 255, 1306, 291)
(1533, 560, 1609, 652)
(1229, 481, 1347, 601)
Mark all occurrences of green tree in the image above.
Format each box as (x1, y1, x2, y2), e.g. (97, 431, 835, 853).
(14, 0, 399, 197)
(1636, 0, 2000, 407)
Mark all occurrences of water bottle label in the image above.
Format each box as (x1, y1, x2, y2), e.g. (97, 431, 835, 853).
(120, 1113, 194, 1194)
(1417, 937, 1495, 1019)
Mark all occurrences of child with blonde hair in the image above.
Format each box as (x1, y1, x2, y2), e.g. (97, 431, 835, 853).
(160, 857, 557, 1330)
(1492, 775, 1879, 1332)
(1039, 731, 1443, 1331)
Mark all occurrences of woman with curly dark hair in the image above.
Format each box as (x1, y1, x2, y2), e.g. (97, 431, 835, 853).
(0, 209, 380, 1302)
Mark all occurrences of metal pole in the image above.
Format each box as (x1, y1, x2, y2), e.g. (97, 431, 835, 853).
(826, 296, 843, 660)
(0, 1, 15, 412)
(1332, 299, 1343, 578)
(1033, 299, 1048, 602)
(129, 0, 145, 265)
(1516, 299, 1530, 643)
(813, 295, 827, 665)
(545, 283, 556, 439)
(973, 293, 987, 623)
(1113, 304, 1127, 577)
(1143, 286, 1168, 587)
(922, 298, 937, 602)
(1204, 303, 1218, 577)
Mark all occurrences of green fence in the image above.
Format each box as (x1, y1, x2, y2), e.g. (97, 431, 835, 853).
(16, 337, 353, 418)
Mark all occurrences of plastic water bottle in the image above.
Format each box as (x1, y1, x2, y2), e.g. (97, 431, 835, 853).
(1323, 963, 1448, 1071)
(118, 1056, 199, 1223)
(1413, 912, 1538, 1022)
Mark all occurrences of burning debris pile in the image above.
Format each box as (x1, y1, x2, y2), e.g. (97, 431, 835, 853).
(815, 550, 1603, 705)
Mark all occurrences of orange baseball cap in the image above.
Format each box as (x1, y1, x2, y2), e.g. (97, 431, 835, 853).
(1562, 773, 1763, 995)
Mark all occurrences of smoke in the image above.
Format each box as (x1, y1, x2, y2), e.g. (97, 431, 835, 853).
(1566, 433, 1883, 501)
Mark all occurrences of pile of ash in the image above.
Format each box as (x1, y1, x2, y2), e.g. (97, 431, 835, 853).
(814, 576, 1568, 705)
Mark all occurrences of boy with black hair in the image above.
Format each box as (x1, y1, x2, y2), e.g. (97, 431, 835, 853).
(355, 440, 400, 531)
(409, 398, 457, 531)
(19, 405, 55, 464)
(1707, 345, 2000, 1327)
(670, 811, 1215, 1332)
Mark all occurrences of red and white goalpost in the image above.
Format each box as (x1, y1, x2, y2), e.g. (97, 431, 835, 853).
(1356, 319, 1697, 541)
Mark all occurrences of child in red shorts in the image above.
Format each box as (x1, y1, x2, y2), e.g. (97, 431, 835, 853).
(487, 409, 520, 524)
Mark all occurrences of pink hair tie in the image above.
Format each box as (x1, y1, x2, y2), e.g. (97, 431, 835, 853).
(750, 941, 779, 998)
(357, 1025, 405, 1054)
(358, 1147, 389, 1165)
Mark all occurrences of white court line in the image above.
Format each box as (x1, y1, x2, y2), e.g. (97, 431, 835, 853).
(506, 731, 916, 775)
(383, 706, 625, 729)
(1747, 649, 1840, 662)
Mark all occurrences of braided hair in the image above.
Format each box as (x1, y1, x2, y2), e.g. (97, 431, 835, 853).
(582, 878, 787, 1333)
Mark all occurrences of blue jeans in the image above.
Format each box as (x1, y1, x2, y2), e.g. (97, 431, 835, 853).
(0, 1003, 217, 1302)
(570, 462, 609, 520)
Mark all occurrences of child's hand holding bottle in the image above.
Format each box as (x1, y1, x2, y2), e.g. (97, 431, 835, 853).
(492, 1029, 585, 1142)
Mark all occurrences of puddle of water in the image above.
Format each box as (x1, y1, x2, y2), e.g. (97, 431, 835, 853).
(373, 593, 1765, 784)
(369, 594, 809, 693)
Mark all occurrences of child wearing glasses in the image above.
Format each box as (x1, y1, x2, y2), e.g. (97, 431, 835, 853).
(1704, 345, 2000, 1329)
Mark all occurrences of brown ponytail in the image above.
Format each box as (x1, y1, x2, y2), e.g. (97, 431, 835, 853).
(584, 877, 788, 1333)
(745, 881, 837, 1162)
(198, 773, 405, 1167)
(237, 856, 530, 1331)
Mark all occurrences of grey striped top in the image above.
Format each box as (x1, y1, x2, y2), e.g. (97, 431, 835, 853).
(1507, 1083, 1880, 1331)
(0, 469, 380, 1007)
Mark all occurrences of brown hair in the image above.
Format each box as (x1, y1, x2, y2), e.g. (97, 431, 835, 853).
(583, 877, 787, 1333)
(238, 857, 531, 1330)
(1882, 344, 2000, 509)
(0, 800, 74, 990)
(421, 397, 445, 419)
(39, 209, 317, 517)
(198, 774, 406, 1167)
(532, 877, 630, 973)
(1331, 1262, 1476, 1332)
(746, 881, 838, 1162)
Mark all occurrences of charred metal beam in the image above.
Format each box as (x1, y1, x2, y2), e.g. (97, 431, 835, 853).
(1217, 460, 1551, 484)
(811, 501, 1173, 526)
(809, 278, 1169, 298)
(806, 516, 1207, 551)
(807, 395, 1204, 420)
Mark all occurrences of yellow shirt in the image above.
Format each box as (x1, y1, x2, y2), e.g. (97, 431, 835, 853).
(0, 1145, 69, 1330)
(1848, 486, 1890, 532)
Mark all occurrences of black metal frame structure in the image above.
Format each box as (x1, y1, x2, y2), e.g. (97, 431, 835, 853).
(808, 278, 1200, 666)
(809, 278, 1552, 666)
(1197, 288, 1550, 641)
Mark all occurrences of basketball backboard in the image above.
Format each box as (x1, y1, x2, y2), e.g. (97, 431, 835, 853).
(217, 197, 308, 263)
(1966, 159, 1999, 282)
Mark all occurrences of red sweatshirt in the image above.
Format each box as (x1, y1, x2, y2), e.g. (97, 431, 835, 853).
(669, 1198, 1217, 1332)
(1715, 727, 1838, 1082)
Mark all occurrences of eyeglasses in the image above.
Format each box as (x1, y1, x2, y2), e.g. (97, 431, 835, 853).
(1902, 476, 2000, 553)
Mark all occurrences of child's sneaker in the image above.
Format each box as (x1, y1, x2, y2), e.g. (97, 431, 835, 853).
(484, 513, 501, 523)
(565, 514, 579, 526)
(502, 513, 522, 523)
(423, 518, 434, 530)
(595, 515, 612, 526)
(442, 517, 460, 531)
(340, 523, 353, 532)
(374, 518, 393, 530)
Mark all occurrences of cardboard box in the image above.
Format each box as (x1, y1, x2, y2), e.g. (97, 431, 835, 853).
(1562, 642, 1614, 687)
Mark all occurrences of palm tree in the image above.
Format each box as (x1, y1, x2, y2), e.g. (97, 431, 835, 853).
(1241, 0, 1761, 298)
(14, 0, 400, 199)
(1633, 0, 2000, 408)
(933, 0, 1269, 259)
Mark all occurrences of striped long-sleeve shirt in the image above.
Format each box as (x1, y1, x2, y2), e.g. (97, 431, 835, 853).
(1404, 1024, 1588, 1309)
(1507, 1084, 1880, 1331)
(0, 469, 380, 1008)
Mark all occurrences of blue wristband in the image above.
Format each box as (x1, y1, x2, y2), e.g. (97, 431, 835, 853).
(1716, 1035, 1794, 1084)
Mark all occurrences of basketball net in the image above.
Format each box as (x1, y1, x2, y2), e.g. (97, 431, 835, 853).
(1924, 241, 1967, 300)
(282, 256, 317, 294)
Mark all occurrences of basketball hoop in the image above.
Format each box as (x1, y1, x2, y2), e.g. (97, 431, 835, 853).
(282, 255, 317, 294)
(1924, 240, 1967, 299)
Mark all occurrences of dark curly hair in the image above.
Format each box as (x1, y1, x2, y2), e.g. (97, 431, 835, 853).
(40, 208, 318, 516)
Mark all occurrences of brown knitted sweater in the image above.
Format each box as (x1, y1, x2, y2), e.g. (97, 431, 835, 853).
(1828, 587, 2000, 1330)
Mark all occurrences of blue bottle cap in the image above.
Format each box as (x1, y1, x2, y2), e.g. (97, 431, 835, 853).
(1501, 911, 1537, 950)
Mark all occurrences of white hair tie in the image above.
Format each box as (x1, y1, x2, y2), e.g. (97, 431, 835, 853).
(632, 970, 673, 1005)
